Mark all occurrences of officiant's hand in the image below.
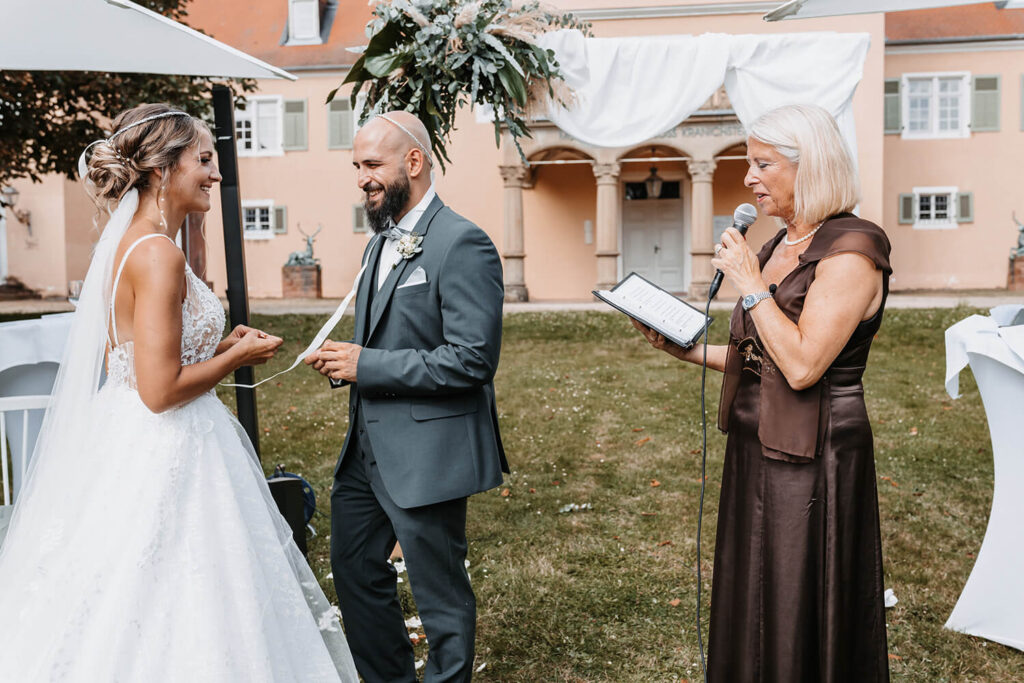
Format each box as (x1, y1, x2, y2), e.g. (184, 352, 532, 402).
(630, 317, 695, 362)
(711, 227, 765, 296)
(305, 339, 361, 382)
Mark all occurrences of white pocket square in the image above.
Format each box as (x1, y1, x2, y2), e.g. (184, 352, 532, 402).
(398, 266, 428, 288)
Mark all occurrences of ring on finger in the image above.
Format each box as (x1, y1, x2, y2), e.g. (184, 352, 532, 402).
(714, 243, 723, 255)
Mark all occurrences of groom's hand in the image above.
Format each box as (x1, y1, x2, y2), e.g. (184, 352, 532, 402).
(305, 339, 361, 382)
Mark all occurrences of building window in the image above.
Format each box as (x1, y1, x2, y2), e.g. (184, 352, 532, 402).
(287, 0, 323, 45)
(624, 181, 680, 200)
(236, 96, 283, 156)
(242, 200, 285, 239)
(901, 72, 971, 139)
(283, 99, 308, 151)
(328, 99, 355, 149)
(899, 188, 973, 229)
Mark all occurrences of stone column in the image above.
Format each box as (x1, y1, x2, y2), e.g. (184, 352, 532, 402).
(499, 164, 529, 302)
(687, 158, 717, 297)
(592, 162, 621, 291)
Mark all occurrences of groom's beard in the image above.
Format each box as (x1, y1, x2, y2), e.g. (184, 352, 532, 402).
(365, 173, 412, 234)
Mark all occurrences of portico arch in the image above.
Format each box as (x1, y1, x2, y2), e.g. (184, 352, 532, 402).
(497, 116, 748, 300)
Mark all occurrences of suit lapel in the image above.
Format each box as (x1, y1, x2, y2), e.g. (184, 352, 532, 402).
(365, 195, 444, 343)
(354, 235, 384, 346)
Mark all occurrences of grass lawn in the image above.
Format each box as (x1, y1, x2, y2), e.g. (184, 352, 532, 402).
(4, 307, 1021, 680)
(220, 307, 1019, 682)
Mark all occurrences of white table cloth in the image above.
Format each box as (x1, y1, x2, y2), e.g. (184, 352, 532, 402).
(0, 313, 73, 501)
(944, 307, 1024, 651)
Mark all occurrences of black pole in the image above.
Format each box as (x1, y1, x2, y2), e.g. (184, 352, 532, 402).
(212, 84, 260, 459)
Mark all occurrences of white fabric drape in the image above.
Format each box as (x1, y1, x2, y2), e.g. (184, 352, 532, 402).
(943, 311, 1024, 652)
(537, 30, 870, 157)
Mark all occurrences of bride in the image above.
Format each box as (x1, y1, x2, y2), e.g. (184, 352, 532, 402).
(0, 104, 357, 682)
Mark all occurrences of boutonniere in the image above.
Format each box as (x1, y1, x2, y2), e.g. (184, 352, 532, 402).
(395, 231, 423, 266)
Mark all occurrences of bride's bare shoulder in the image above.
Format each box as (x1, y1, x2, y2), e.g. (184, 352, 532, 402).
(121, 235, 186, 293)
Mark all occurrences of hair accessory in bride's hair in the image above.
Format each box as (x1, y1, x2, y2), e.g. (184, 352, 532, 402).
(108, 110, 190, 142)
(77, 111, 192, 179)
(108, 140, 129, 165)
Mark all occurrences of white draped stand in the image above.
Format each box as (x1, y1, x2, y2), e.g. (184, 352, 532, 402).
(944, 307, 1024, 651)
(0, 313, 73, 499)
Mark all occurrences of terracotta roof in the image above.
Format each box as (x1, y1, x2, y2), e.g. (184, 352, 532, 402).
(183, 0, 372, 70)
(886, 4, 1024, 42)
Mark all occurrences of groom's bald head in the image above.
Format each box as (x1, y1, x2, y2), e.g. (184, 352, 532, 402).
(355, 111, 432, 177)
(353, 111, 434, 228)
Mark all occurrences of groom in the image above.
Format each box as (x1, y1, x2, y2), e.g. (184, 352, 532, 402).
(305, 111, 507, 682)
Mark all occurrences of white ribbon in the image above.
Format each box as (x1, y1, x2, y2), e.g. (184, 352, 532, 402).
(221, 259, 369, 389)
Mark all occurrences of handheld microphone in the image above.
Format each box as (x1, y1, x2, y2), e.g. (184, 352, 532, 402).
(707, 203, 758, 301)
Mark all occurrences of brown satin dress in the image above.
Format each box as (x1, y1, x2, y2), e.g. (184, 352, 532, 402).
(707, 215, 891, 683)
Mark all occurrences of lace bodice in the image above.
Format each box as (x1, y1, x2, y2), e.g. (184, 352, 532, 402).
(107, 262, 225, 390)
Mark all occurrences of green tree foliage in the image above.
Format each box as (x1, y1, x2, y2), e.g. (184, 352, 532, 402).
(0, 0, 255, 185)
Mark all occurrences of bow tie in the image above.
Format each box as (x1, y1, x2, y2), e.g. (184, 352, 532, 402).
(380, 225, 409, 242)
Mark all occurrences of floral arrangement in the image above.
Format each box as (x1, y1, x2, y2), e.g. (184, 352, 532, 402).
(332, 0, 591, 169)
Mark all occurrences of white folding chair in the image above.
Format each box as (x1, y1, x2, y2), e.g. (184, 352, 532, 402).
(0, 395, 50, 547)
(0, 394, 51, 507)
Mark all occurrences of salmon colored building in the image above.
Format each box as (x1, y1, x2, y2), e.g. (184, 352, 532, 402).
(3, 1, 1023, 300)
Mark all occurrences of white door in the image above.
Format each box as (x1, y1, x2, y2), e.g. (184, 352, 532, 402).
(622, 198, 687, 292)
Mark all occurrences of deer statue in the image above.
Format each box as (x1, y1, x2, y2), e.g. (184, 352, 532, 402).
(285, 224, 323, 267)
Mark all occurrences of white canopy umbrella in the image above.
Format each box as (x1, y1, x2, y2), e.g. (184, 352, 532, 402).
(766, 0, 1024, 21)
(1, 0, 294, 456)
(0, 0, 295, 80)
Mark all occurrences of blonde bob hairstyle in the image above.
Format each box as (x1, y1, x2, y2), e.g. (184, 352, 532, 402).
(747, 104, 859, 226)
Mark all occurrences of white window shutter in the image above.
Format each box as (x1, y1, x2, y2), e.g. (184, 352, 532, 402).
(283, 100, 307, 151)
(971, 75, 1000, 132)
(256, 100, 281, 153)
(289, 0, 320, 42)
(884, 79, 901, 134)
(956, 192, 973, 223)
(898, 194, 915, 224)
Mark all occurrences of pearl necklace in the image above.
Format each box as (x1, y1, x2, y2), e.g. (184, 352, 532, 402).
(783, 222, 823, 246)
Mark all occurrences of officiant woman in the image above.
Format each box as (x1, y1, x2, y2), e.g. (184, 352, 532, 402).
(633, 104, 891, 682)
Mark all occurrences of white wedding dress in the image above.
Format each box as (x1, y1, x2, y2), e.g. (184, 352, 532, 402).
(0, 198, 357, 682)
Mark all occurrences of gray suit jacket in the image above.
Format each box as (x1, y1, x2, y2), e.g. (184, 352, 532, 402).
(335, 195, 508, 508)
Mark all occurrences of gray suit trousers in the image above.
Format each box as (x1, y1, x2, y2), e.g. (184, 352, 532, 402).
(331, 411, 475, 683)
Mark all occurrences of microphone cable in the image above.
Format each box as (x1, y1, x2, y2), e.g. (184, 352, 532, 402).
(695, 290, 714, 683)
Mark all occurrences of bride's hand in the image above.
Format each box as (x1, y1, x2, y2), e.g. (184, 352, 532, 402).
(218, 325, 271, 354)
(231, 328, 283, 367)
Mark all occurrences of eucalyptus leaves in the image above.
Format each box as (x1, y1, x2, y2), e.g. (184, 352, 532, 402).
(331, 0, 590, 170)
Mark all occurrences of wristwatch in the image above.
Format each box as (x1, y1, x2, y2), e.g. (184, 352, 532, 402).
(741, 291, 773, 311)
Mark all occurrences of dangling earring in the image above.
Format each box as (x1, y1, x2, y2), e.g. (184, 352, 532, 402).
(158, 175, 169, 233)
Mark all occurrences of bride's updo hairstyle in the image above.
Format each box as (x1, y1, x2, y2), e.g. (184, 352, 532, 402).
(84, 103, 207, 209)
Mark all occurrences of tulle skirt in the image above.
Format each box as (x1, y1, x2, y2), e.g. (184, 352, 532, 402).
(0, 384, 357, 682)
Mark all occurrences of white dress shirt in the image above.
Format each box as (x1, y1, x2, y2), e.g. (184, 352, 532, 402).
(377, 184, 436, 291)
